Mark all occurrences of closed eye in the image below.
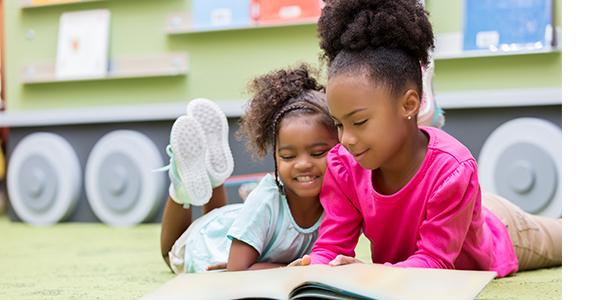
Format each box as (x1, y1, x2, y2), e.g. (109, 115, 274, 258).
(353, 119, 368, 126)
(311, 150, 327, 157)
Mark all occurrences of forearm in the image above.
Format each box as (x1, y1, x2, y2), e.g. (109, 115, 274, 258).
(248, 262, 285, 270)
(203, 184, 227, 214)
(226, 239, 261, 272)
(308, 219, 361, 265)
(310, 166, 362, 265)
(160, 197, 192, 265)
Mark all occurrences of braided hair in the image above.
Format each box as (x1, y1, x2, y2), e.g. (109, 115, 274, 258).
(238, 64, 336, 193)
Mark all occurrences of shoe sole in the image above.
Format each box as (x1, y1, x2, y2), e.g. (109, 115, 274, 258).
(187, 98, 234, 186)
(170, 116, 212, 206)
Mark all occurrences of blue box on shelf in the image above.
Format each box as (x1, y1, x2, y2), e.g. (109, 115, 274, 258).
(463, 0, 554, 52)
(192, 0, 252, 29)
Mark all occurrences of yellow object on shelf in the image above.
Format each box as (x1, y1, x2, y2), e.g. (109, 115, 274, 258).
(21, 0, 105, 9)
(32, 0, 79, 5)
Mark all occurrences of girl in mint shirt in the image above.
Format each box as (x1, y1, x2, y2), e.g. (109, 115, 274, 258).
(160, 64, 339, 272)
(292, 0, 562, 277)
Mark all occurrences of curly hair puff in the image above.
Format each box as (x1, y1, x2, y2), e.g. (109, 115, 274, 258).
(318, 0, 434, 97)
(238, 63, 335, 159)
(319, 0, 433, 66)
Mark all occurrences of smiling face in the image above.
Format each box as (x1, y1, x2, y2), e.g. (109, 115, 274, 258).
(327, 74, 420, 170)
(275, 114, 338, 202)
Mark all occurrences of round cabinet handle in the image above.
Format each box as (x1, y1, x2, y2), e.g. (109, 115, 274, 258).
(85, 130, 166, 226)
(8, 133, 81, 226)
(478, 118, 562, 218)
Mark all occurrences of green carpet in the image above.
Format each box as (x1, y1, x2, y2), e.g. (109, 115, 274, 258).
(0, 216, 560, 299)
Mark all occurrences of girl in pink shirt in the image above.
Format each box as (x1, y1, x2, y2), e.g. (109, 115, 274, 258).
(291, 0, 562, 277)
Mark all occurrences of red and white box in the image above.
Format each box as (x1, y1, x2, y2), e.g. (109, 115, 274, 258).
(251, 0, 323, 25)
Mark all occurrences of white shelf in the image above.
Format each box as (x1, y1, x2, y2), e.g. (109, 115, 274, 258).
(0, 101, 245, 128)
(435, 46, 560, 60)
(21, 0, 106, 9)
(0, 88, 561, 127)
(437, 88, 561, 109)
(166, 12, 318, 35)
(22, 53, 189, 84)
(433, 29, 561, 60)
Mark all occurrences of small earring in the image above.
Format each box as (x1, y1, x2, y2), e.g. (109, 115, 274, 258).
(408, 116, 412, 120)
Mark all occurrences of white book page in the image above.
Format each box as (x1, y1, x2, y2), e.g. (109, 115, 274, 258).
(55, 9, 110, 79)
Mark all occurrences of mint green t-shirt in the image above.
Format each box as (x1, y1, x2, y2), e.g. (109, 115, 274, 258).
(183, 174, 323, 272)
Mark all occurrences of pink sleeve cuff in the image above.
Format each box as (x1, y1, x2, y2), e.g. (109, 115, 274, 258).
(309, 253, 331, 265)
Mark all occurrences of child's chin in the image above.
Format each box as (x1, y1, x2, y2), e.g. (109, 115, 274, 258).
(292, 186, 322, 199)
(357, 159, 378, 170)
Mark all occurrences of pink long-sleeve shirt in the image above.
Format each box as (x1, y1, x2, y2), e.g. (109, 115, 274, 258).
(309, 126, 518, 277)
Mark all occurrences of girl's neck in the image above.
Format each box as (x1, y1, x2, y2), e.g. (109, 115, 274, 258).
(285, 191, 323, 229)
(372, 127, 429, 195)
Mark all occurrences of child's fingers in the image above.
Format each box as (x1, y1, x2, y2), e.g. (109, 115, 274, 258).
(329, 255, 360, 266)
(301, 255, 311, 266)
(287, 258, 302, 267)
(287, 255, 311, 267)
(206, 263, 227, 270)
(328, 255, 346, 266)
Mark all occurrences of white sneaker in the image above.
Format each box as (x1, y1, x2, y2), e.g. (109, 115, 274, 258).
(169, 115, 213, 207)
(186, 98, 234, 187)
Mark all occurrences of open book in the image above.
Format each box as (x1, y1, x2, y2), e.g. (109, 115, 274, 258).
(143, 264, 496, 300)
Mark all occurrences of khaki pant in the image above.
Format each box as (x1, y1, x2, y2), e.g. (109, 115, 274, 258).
(482, 192, 562, 271)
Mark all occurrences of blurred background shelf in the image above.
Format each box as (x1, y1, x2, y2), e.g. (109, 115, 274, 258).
(165, 12, 562, 61)
(21, 0, 106, 9)
(0, 87, 561, 127)
(437, 88, 561, 109)
(433, 27, 561, 60)
(22, 53, 189, 84)
(0, 100, 241, 127)
(434, 44, 561, 60)
(166, 12, 318, 34)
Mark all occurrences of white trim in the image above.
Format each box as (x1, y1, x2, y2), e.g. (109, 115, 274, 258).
(22, 53, 189, 84)
(0, 88, 561, 127)
(437, 88, 561, 109)
(165, 12, 317, 35)
(435, 46, 560, 60)
(0, 100, 247, 127)
(433, 28, 561, 60)
(168, 19, 318, 35)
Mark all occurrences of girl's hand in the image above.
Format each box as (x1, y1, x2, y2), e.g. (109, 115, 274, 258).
(328, 255, 363, 266)
(287, 255, 311, 267)
(206, 262, 227, 271)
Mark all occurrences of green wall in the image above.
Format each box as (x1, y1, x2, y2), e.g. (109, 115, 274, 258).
(4, 0, 561, 112)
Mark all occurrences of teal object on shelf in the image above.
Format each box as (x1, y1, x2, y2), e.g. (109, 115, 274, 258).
(192, 0, 252, 29)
